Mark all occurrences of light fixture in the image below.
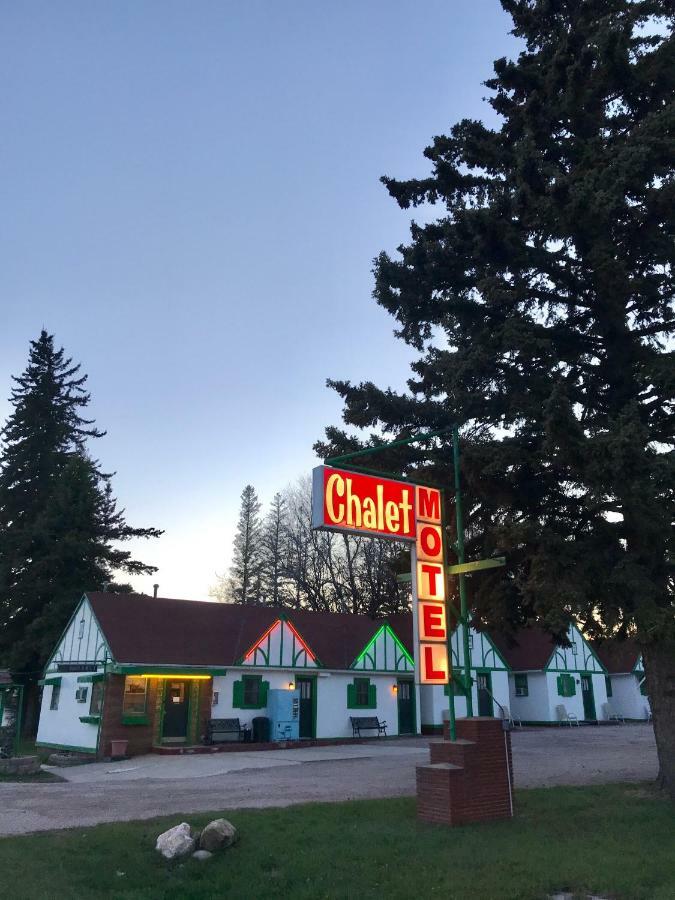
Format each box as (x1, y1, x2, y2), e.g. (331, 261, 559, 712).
(392, 684, 398, 694)
(288, 681, 295, 690)
(139, 674, 211, 680)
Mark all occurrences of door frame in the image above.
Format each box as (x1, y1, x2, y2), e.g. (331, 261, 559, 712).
(581, 673, 597, 722)
(159, 679, 193, 743)
(476, 669, 494, 717)
(396, 677, 415, 735)
(295, 673, 317, 739)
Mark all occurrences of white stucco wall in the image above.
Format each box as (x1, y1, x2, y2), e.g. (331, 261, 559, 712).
(608, 674, 651, 719)
(36, 672, 99, 752)
(212, 669, 403, 738)
(422, 670, 510, 727)
(508, 672, 550, 721)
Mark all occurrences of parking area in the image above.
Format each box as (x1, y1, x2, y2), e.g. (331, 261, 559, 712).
(0, 725, 657, 836)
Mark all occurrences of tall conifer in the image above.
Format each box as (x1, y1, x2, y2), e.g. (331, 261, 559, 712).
(0, 331, 162, 677)
(317, 2, 675, 795)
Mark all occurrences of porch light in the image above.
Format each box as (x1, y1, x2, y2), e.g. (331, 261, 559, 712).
(392, 685, 398, 694)
(288, 681, 295, 690)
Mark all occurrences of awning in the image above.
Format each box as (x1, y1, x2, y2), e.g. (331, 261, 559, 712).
(77, 672, 105, 683)
(38, 676, 62, 687)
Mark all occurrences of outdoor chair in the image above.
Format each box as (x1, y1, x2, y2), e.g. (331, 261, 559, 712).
(556, 704, 579, 726)
(501, 706, 522, 729)
(602, 702, 624, 724)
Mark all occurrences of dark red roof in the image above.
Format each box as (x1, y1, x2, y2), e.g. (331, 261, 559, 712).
(594, 639, 641, 674)
(86, 592, 413, 671)
(490, 628, 559, 671)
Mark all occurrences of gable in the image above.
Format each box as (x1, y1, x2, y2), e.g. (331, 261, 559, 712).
(239, 618, 319, 669)
(46, 595, 110, 672)
(449, 627, 510, 671)
(350, 624, 414, 673)
(548, 625, 606, 673)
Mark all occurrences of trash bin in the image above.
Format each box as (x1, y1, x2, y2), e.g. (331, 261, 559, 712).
(252, 717, 270, 743)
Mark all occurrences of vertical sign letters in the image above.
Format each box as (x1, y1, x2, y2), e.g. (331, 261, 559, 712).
(312, 466, 448, 685)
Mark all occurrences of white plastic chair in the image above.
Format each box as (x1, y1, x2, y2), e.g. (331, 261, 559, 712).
(602, 702, 624, 724)
(556, 704, 579, 726)
(502, 706, 522, 729)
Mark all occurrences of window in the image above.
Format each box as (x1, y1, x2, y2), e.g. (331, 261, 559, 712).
(89, 681, 103, 716)
(232, 676, 269, 709)
(571, 643, 578, 657)
(514, 673, 529, 697)
(347, 677, 376, 709)
(122, 676, 147, 715)
(78, 618, 85, 639)
(556, 674, 576, 697)
(212, 691, 219, 707)
(75, 686, 88, 703)
(244, 676, 260, 706)
(50, 683, 61, 710)
(605, 676, 613, 698)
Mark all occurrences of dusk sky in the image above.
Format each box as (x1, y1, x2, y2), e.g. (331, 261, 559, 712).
(1, 2, 519, 599)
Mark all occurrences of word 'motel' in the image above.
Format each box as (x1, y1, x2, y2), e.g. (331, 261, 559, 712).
(312, 466, 449, 685)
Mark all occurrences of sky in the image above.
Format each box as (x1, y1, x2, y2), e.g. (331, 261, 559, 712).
(1, 1, 519, 600)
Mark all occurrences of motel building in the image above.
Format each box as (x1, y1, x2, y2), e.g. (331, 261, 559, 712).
(595, 640, 651, 722)
(36, 592, 423, 758)
(491, 625, 611, 724)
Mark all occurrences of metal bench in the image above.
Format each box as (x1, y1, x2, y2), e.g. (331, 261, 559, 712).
(204, 718, 243, 744)
(350, 716, 387, 738)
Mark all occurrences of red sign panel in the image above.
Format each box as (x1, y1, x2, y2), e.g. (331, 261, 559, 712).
(312, 466, 416, 541)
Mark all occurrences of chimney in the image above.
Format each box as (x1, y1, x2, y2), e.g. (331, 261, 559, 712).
(153, 583, 159, 599)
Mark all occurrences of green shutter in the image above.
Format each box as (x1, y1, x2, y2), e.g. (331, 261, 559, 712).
(367, 683, 377, 709)
(605, 676, 613, 698)
(259, 680, 269, 708)
(557, 675, 564, 696)
(232, 680, 244, 708)
(347, 683, 356, 709)
(567, 675, 576, 697)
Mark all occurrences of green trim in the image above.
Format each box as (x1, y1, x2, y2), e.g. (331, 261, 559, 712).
(111, 665, 227, 676)
(77, 673, 105, 683)
(36, 741, 96, 754)
(350, 624, 414, 672)
(121, 714, 150, 725)
(347, 677, 376, 710)
(232, 674, 269, 710)
(396, 678, 415, 735)
(78, 715, 100, 725)
(38, 676, 62, 687)
(295, 673, 318, 739)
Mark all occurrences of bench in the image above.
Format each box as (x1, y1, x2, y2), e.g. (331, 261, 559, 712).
(204, 718, 243, 744)
(350, 716, 387, 738)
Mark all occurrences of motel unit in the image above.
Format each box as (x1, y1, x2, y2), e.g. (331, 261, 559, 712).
(492, 625, 609, 724)
(36, 592, 418, 758)
(595, 640, 651, 721)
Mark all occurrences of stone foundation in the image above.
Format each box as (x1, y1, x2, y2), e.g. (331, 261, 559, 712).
(417, 717, 513, 826)
(0, 755, 40, 775)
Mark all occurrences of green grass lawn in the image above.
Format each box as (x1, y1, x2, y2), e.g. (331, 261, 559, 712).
(0, 784, 673, 900)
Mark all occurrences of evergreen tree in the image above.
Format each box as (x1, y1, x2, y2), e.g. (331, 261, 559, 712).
(0, 331, 162, 678)
(317, 2, 675, 796)
(228, 484, 263, 604)
(261, 492, 288, 606)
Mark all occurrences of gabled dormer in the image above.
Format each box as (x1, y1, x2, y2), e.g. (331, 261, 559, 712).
(44, 594, 111, 673)
(350, 623, 414, 674)
(237, 616, 320, 669)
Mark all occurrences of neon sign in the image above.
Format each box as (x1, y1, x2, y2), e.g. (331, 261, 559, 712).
(312, 466, 448, 685)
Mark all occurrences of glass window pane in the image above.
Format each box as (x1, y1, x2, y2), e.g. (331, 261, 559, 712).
(123, 676, 147, 714)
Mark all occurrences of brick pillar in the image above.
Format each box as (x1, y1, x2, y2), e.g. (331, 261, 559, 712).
(417, 717, 514, 826)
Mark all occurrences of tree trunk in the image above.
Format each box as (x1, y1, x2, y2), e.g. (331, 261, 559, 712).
(642, 641, 675, 800)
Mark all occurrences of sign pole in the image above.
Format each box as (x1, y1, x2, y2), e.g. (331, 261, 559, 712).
(441, 490, 457, 741)
(453, 426, 474, 717)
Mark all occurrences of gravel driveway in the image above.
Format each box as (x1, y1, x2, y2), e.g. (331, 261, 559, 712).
(0, 725, 657, 836)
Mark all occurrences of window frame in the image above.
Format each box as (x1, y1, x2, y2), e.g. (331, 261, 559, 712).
(49, 683, 61, 711)
(514, 673, 529, 697)
(89, 680, 104, 716)
(122, 675, 148, 716)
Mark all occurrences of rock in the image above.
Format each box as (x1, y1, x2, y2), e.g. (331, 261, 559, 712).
(192, 850, 213, 861)
(155, 823, 196, 860)
(199, 818, 238, 852)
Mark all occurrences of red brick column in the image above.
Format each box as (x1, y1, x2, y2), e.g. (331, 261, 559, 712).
(417, 717, 514, 826)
